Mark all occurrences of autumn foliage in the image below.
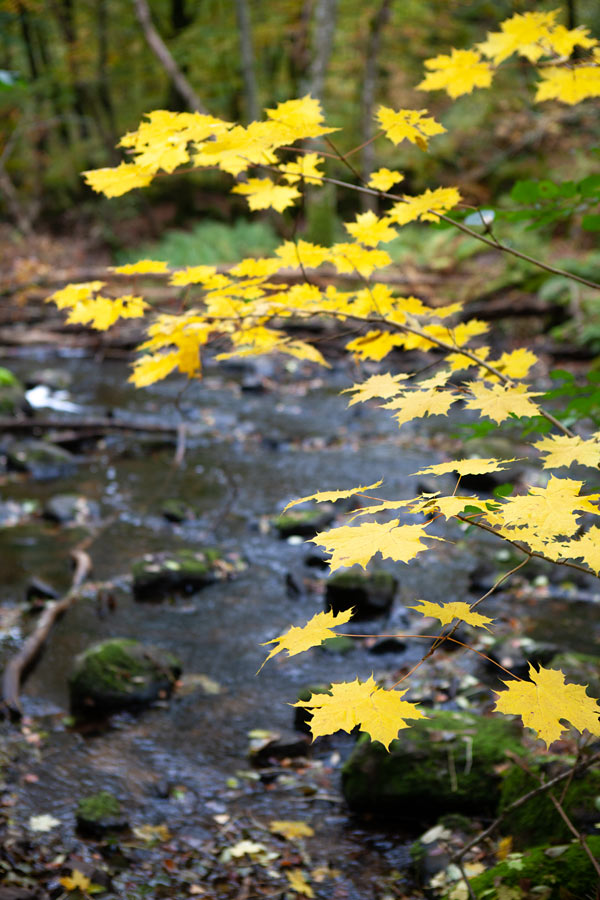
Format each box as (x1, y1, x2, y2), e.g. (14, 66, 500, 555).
(47, 11, 600, 753)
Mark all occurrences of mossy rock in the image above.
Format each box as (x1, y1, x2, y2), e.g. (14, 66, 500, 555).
(272, 505, 335, 539)
(6, 440, 76, 480)
(464, 836, 600, 900)
(294, 684, 332, 733)
(0, 368, 26, 416)
(132, 548, 223, 600)
(499, 756, 600, 847)
(325, 569, 397, 620)
(548, 651, 600, 700)
(43, 493, 100, 525)
(161, 498, 194, 523)
(69, 638, 181, 717)
(76, 790, 129, 837)
(342, 710, 524, 819)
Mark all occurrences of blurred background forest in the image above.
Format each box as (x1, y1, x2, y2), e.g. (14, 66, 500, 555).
(1, 0, 600, 349)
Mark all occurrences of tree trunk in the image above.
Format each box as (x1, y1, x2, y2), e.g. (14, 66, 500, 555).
(360, 0, 392, 210)
(303, 0, 338, 101)
(97, 0, 117, 142)
(132, 0, 208, 113)
(234, 0, 259, 122)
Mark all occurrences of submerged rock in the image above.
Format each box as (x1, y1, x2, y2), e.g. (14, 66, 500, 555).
(43, 493, 100, 525)
(131, 548, 224, 600)
(272, 504, 335, 539)
(464, 836, 600, 900)
(76, 790, 129, 837)
(69, 638, 181, 716)
(342, 710, 523, 818)
(6, 440, 76, 480)
(325, 569, 397, 619)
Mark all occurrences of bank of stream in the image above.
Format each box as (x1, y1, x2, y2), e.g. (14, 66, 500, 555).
(1, 347, 599, 899)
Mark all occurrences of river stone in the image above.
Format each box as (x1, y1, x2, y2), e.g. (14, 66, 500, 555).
(499, 755, 600, 847)
(43, 493, 100, 525)
(69, 638, 181, 716)
(325, 569, 397, 619)
(6, 440, 76, 480)
(463, 836, 600, 900)
(341, 709, 524, 818)
(0, 367, 27, 416)
(272, 504, 335, 539)
(132, 548, 223, 600)
(76, 790, 129, 837)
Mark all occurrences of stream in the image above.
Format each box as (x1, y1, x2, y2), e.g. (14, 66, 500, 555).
(1, 347, 599, 899)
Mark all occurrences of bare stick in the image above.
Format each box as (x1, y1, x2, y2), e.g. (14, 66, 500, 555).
(2, 545, 92, 718)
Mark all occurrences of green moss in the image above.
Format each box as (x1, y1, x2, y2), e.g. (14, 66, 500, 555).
(77, 790, 121, 821)
(500, 759, 600, 847)
(321, 636, 356, 654)
(132, 548, 223, 599)
(466, 837, 600, 899)
(0, 367, 21, 388)
(342, 710, 524, 818)
(72, 639, 149, 695)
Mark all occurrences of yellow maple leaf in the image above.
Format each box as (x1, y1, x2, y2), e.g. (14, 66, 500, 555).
(533, 434, 600, 470)
(83, 162, 154, 197)
(329, 243, 392, 277)
(311, 519, 443, 571)
(345, 331, 405, 361)
(544, 24, 597, 57)
(342, 373, 409, 406)
(412, 494, 488, 520)
(269, 820, 314, 840)
(463, 381, 541, 424)
(344, 211, 397, 247)
(275, 239, 330, 269)
(59, 870, 92, 892)
(169, 265, 218, 286)
(535, 64, 600, 104)
(389, 187, 462, 225)
(294, 676, 425, 748)
(286, 869, 314, 898)
(375, 106, 445, 150)
(410, 599, 494, 630)
(494, 664, 600, 748)
(265, 95, 336, 141)
(382, 387, 460, 427)
(368, 168, 404, 192)
(281, 480, 383, 513)
(232, 177, 301, 212)
(260, 608, 354, 670)
(558, 526, 600, 575)
(111, 259, 169, 275)
(66, 295, 147, 331)
(48, 281, 105, 309)
(487, 348, 538, 380)
(129, 351, 181, 387)
(418, 48, 493, 98)
(478, 11, 558, 64)
(280, 152, 324, 185)
(412, 457, 516, 478)
(498, 475, 599, 542)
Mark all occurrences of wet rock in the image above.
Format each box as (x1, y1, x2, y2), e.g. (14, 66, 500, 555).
(500, 755, 600, 847)
(0, 367, 28, 417)
(26, 577, 59, 604)
(161, 498, 194, 523)
(368, 637, 407, 655)
(303, 549, 329, 569)
(131, 548, 224, 600)
(294, 684, 332, 733)
(43, 493, 100, 525)
(0, 888, 49, 900)
(325, 569, 397, 620)
(75, 790, 129, 837)
(465, 836, 600, 900)
(248, 729, 311, 765)
(272, 504, 335, 539)
(69, 638, 181, 717)
(6, 440, 76, 480)
(25, 368, 72, 391)
(487, 635, 558, 679)
(548, 650, 600, 699)
(342, 709, 523, 818)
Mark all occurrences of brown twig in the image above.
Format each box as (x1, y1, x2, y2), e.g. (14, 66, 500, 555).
(452, 750, 600, 863)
